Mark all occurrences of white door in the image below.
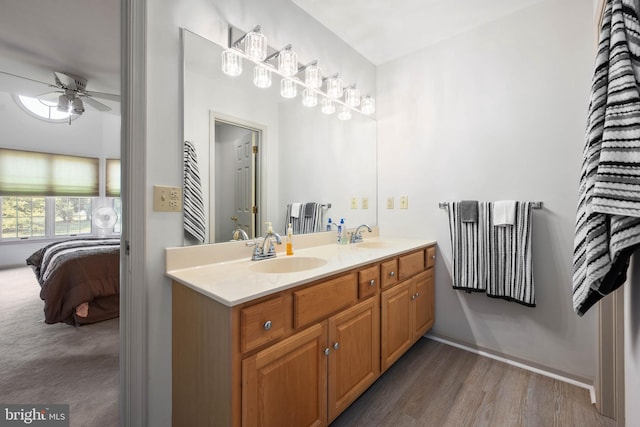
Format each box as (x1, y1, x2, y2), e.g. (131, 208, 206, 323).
(234, 132, 255, 238)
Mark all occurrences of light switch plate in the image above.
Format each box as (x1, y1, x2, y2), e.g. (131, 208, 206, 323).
(154, 185, 182, 212)
(351, 197, 358, 209)
(386, 197, 394, 209)
(400, 195, 408, 209)
(362, 197, 369, 209)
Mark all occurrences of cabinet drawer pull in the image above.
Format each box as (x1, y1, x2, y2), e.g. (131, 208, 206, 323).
(324, 348, 331, 356)
(389, 271, 395, 277)
(369, 279, 376, 286)
(431, 255, 436, 259)
(333, 342, 340, 350)
(415, 292, 420, 298)
(411, 295, 416, 301)
(263, 320, 272, 330)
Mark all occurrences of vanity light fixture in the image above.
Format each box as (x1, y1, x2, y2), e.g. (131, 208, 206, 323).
(302, 88, 318, 107)
(253, 65, 272, 88)
(280, 78, 297, 98)
(223, 24, 376, 119)
(337, 105, 351, 121)
(361, 95, 375, 115)
(321, 98, 335, 114)
(344, 86, 361, 108)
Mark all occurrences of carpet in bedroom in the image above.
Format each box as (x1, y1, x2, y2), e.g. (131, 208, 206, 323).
(0, 266, 119, 427)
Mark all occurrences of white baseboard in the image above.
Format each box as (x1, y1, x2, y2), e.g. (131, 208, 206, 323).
(425, 334, 596, 405)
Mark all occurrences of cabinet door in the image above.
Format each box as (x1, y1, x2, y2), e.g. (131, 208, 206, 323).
(381, 281, 412, 372)
(242, 323, 328, 427)
(328, 297, 380, 421)
(413, 269, 434, 340)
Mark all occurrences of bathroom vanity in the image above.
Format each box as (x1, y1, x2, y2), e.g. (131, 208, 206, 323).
(167, 234, 436, 426)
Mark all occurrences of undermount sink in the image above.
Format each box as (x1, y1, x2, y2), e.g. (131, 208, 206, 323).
(250, 256, 328, 274)
(355, 241, 393, 249)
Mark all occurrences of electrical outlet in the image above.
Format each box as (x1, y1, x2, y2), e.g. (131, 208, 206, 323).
(400, 195, 409, 209)
(351, 197, 358, 209)
(153, 185, 182, 212)
(362, 197, 369, 209)
(386, 197, 394, 209)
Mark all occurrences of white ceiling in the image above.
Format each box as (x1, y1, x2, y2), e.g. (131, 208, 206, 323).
(0, 0, 545, 102)
(292, 0, 545, 65)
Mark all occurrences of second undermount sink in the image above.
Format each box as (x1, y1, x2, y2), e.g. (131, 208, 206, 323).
(355, 241, 393, 249)
(250, 256, 328, 274)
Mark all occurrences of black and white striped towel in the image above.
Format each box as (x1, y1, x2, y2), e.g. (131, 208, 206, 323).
(486, 202, 535, 307)
(183, 141, 207, 243)
(446, 201, 487, 292)
(573, 0, 640, 316)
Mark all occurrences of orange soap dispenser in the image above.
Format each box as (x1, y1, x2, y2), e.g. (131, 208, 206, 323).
(286, 222, 294, 256)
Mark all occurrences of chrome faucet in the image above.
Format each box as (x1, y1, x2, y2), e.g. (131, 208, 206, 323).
(250, 229, 282, 260)
(350, 224, 372, 244)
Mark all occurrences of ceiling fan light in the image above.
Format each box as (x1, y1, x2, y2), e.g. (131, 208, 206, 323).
(57, 94, 70, 112)
(71, 97, 85, 114)
(221, 49, 243, 77)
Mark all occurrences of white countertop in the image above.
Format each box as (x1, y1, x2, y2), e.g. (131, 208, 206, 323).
(166, 236, 435, 307)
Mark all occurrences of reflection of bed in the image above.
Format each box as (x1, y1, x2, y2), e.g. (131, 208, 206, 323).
(26, 238, 120, 325)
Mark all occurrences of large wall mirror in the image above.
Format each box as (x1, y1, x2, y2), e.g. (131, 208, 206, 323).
(182, 29, 377, 244)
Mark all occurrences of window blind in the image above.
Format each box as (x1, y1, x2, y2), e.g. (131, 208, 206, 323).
(106, 158, 121, 197)
(0, 148, 99, 196)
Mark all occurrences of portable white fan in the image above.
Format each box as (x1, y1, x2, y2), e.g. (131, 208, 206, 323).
(92, 207, 118, 237)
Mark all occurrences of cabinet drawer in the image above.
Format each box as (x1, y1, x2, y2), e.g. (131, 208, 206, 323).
(358, 265, 379, 299)
(398, 249, 425, 280)
(294, 273, 358, 328)
(380, 259, 398, 289)
(241, 295, 290, 353)
(426, 246, 436, 269)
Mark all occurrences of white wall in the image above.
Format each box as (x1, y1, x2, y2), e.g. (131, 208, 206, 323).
(377, 0, 596, 380)
(0, 91, 120, 267)
(146, 1, 375, 424)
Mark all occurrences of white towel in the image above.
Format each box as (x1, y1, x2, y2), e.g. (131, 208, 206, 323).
(290, 202, 302, 218)
(493, 200, 516, 226)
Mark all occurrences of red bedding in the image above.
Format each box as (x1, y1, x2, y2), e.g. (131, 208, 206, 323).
(26, 238, 120, 325)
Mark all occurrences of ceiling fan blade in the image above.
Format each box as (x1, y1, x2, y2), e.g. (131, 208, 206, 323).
(34, 91, 63, 102)
(54, 71, 85, 91)
(83, 90, 120, 102)
(0, 70, 54, 87)
(82, 96, 111, 112)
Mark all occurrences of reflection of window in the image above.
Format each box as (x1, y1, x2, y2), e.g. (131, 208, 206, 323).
(14, 95, 76, 123)
(113, 198, 122, 234)
(106, 159, 121, 197)
(55, 197, 93, 236)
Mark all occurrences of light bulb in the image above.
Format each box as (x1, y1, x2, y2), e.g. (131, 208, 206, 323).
(280, 78, 297, 99)
(338, 105, 351, 121)
(344, 87, 361, 107)
(253, 66, 272, 89)
(245, 31, 267, 61)
(361, 96, 375, 115)
(326, 76, 343, 99)
(278, 48, 298, 77)
(302, 89, 317, 107)
(321, 98, 335, 114)
(221, 49, 242, 76)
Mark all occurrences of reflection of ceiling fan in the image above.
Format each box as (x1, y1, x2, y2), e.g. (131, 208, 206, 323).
(0, 70, 119, 123)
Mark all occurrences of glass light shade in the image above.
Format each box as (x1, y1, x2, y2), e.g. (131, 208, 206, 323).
(344, 87, 361, 107)
(253, 66, 272, 89)
(326, 77, 344, 99)
(338, 105, 352, 121)
(278, 49, 298, 77)
(361, 96, 376, 115)
(302, 89, 318, 107)
(71, 97, 85, 114)
(221, 49, 242, 76)
(245, 31, 267, 61)
(280, 78, 297, 99)
(321, 98, 335, 114)
(57, 94, 70, 112)
(305, 64, 322, 88)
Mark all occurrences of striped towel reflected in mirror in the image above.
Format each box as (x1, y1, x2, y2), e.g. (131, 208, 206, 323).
(285, 202, 324, 234)
(183, 141, 207, 243)
(446, 201, 535, 307)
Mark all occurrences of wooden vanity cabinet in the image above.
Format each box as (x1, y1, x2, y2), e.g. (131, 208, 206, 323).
(172, 244, 435, 427)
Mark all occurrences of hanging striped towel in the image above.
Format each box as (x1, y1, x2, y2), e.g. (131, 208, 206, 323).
(446, 201, 488, 292)
(486, 202, 535, 306)
(183, 141, 207, 243)
(573, 0, 640, 316)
